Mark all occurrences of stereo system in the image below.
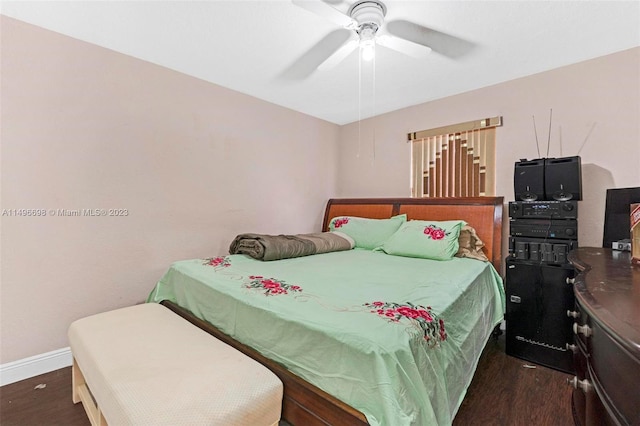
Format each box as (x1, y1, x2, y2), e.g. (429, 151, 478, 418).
(508, 199, 578, 265)
(514, 156, 582, 202)
(506, 155, 580, 374)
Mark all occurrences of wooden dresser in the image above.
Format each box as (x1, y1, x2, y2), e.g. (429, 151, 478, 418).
(568, 248, 640, 426)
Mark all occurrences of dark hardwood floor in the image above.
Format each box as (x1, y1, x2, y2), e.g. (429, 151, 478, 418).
(0, 332, 574, 425)
(453, 332, 574, 426)
(0, 368, 87, 426)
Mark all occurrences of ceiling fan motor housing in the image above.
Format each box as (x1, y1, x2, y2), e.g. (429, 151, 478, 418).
(349, 0, 386, 30)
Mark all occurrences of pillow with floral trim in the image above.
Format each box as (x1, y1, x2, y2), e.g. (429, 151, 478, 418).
(455, 225, 489, 261)
(329, 214, 407, 250)
(374, 220, 465, 260)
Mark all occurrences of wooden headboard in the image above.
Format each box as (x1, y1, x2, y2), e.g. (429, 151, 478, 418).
(322, 197, 504, 272)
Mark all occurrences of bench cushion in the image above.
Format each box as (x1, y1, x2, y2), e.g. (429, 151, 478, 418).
(68, 303, 282, 425)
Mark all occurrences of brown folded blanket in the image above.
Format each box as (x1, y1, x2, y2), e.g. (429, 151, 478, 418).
(229, 232, 354, 261)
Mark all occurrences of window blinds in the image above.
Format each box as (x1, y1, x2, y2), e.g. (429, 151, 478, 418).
(409, 117, 501, 198)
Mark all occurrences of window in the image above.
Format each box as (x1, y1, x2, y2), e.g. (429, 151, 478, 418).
(408, 116, 502, 198)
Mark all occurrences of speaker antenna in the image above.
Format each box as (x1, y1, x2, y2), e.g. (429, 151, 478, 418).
(546, 108, 553, 157)
(532, 115, 541, 158)
(576, 122, 596, 156)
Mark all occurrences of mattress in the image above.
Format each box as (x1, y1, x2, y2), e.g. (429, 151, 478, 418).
(147, 249, 505, 425)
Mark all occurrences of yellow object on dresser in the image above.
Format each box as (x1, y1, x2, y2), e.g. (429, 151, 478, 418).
(68, 303, 283, 426)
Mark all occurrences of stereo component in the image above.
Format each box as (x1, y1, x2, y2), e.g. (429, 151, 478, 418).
(513, 156, 583, 202)
(515, 241, 528, 260)
(509, 218, 577, 239)
(514, 159, 545, 201)
(509, 200, 577, 219)
(509, 237, 577, 264)
(544, 156, 582, 201)
(554, 244, 568, 263)
(505, 259, 576, 374)
(529, 242, 540, 261)
(509, 200, 578, 219)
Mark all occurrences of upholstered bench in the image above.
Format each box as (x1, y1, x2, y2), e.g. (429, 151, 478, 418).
(68, 303, 283, 426)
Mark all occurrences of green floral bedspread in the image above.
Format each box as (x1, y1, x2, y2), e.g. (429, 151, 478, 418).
(147, 249, 505, 425)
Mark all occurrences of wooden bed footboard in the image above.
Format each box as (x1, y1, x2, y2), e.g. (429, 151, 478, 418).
(162, 196, 503, 425)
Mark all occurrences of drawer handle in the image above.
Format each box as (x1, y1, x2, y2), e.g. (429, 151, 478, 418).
(566, 277, 576, 284)
(573, 322, 592, 337)
(567, 310, 580, 318)
(566, 343, 577, 353)
(567, 376, 592, 393)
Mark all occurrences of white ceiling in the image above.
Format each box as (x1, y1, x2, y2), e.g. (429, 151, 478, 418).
(2, 1, 639, 125)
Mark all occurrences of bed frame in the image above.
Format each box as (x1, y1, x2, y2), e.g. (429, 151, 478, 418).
(162, 196, 503, 425)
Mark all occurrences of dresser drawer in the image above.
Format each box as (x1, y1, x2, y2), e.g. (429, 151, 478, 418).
(588, 315, 640, 425)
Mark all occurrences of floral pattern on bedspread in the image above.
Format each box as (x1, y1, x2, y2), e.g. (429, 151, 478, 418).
(245, 276, 303, 296)
(203, 256, 231, 268)
(364, 301, 447, 346)
(202, 257, 304, 296)
(200, 255, 447, 345)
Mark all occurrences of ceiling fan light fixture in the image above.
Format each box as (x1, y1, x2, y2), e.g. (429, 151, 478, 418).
(360, 39, 376, 61)
(359, 24, 377, 61)
(350, 1, 385, 62)
(348, 0, 386, 28)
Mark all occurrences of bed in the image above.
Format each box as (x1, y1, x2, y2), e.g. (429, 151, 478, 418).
(147, 197, 505, 425)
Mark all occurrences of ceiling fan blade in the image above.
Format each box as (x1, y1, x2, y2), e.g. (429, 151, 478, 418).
(385, 20, 475, 59)
(292, 0, 356, 29)
(318, 39, 358, 70)
(279, 29, 353, 80)
(377, 33, 432, 59)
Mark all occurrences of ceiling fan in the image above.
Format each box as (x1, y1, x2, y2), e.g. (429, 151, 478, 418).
(289, 0, 475, 74)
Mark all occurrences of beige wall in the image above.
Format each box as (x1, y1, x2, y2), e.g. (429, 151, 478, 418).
(0, 17, 339, 363)
(337, 47, 640, 259)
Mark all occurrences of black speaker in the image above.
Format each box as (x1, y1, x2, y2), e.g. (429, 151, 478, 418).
(506, 259, 576, 374)
(603, 187, 640, 248)
(514, 159, 545, 201)
(544, 156, 582, 201)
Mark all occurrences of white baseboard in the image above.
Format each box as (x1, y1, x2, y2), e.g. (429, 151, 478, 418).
(0, 347, 72, 386)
